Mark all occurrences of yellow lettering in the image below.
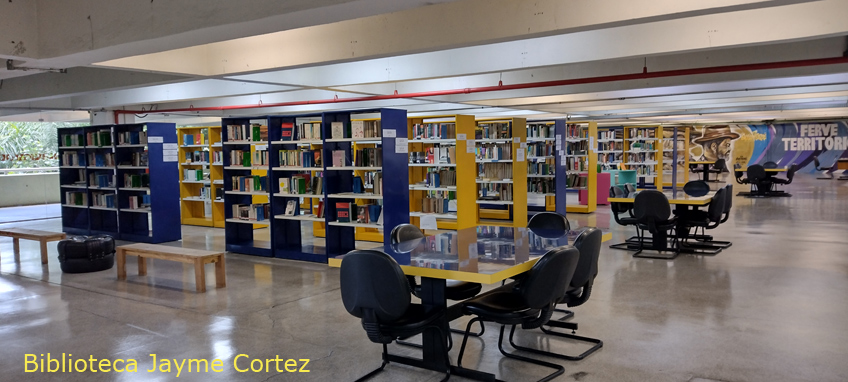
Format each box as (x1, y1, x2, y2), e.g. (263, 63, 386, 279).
(250, 358, 263, 372)
(99, 359, 111, 372)
(126, 359, 138, 372)
(274, 355, 284, 372)
(158, 359, 171, 373)
(299, 359, 310, 373)
(174, 358, 186, 378)
(189, 359, 209, 373)
(147, 354, 157, 372)
(114, 359, 125, 372)
(285, 359, 297, 372)
(25, 354, 38, 372)
(75, 359, 87, 372)
(47, 354, 59, 373)
(88, 355, 98, 372)
(210, 359, 223, 372)
(233, 354, 249, 372)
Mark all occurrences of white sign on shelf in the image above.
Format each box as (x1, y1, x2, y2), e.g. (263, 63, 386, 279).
(513, 137, 521, 143)
(148, 136, 164, 143)
(468, 243, 478, 259)
(163, 149, 178, 157)
(516, 148, 525, 162)
(395, 138, 408, 153)
(457, 133, 467, 140)
(382, 129, 397, 138)
(420, 215, 438, 230)
(466, 139, 476, 153)
(163, 155, 178, 162)
(589, 137, 596, 153)
(520, 142, 527, 148)
(255, 144, 268, 151)
(163, 143, 178, 150)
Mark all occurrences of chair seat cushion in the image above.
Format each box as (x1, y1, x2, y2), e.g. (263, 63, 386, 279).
(772, 178, 789, 184)
(462, 291, 540, 324)
(375, 304, 444, 338)
(619, 216, 638, 225)
(445, 281, 483, 301)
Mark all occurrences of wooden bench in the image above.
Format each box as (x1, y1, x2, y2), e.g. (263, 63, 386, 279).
(116, 243, 226, 293)
(0, 228, 66, 265)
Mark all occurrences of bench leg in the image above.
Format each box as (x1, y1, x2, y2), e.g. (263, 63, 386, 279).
(215, 255, 226, 288)
(117, 250, 127, 280)
(194, 259, 206, 293)
(40, 240, 48, 265)
(138, 257, 147, 276)
(13, 238, 20, 262)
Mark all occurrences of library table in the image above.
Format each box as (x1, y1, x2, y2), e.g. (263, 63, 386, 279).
(690, 160, 716, 182)
(329, 225, 610, 382)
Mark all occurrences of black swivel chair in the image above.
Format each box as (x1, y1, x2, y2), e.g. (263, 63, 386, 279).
(763, 161, 779, 169)
(678, 187, 727, 255)
(508, 228, 604, 361)
(527, 211, 571, 231)
(707, 158, 727, 182)
(456, 247, 580, 382)
(813, 156, 835, 179)
(608, 186, 640, 251)
(633, 190, 679, 259)
(734, 164, 749, 186)
(340, 250, 451, 382)
(746, 164, 772, 197)
(772, 163, 798, 186)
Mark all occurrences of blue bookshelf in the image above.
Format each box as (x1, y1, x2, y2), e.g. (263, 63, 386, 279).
(58, 126, 92, 236)
(85, 125, 119, 236)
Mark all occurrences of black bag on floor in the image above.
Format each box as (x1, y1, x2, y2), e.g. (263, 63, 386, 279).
(57, 235, 115, 273)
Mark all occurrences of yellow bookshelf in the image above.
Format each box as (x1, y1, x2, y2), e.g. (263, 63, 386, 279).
(662, 126, 690, 188)
(178, 126, 215, 227)
(475, 117, 527, 227)
(624, 125, 664, 188)
(564, 121, 598, 214)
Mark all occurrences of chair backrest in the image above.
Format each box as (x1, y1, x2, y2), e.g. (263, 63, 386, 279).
(570, 228, 602, 290)
(683, 180, 710, 197)
(527, 211, 570, 231)
(763, 161, 778, 169)
(814, 156, 822, 170)
(518, 246, 580, 309)
(340, 250, 411, 324)
(747, 164, 767, 181)
(609, 186, 629, 214)
(724, 184, 733, 213)
(786, 163, 798, 182)
(713, 158, 726, 172)
(390, 224, 424, 244)
(633, 190, 672, 225)
(707, 187, 726, 223)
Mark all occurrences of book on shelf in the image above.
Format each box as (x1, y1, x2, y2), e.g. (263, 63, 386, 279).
(351, 121, 365, 139)
(365, 172, 383, 195)
(285, 200, 296, 216)
(183, 169, 206, 182)
(252, 148, 269, 167)
(279, 149, 322, 168)
(476, 143, 512, 161)
(226, 124, 268, 142)
(230, 150, 251, 167)
(331, 122, 345, 139)
(478, 184, 513, 201)
(231, 175, 268, 192)
(332, 150, 345, 167)
(185, 150, 210, 163)
(316, 201, 325, 218)
(311, 176, 323, 195)
(91, 192, 116, 209)
(298, 122, 322, 141)
(412, 123, 456, 140)
(528, 178, 554, 194)
(65, 191, 88, 206)
(232, 203, 271, 221)
(87, 152, 115, 167)
(475, 122, 511, 140)
(335, 202, 351, 222)
(356, 205, 369, 223)
(214, 187, 224, 200)
(126, 194, 151, 210)
(354, 148, 382, 167)
(352, 176, 363, 193)
(350, 120, 381, 139)
(527, 123, 554, 139)
(118, 130, 148, 145)
(61, 133, 85, 147)
(61, 152, 86, 167)
(89, 172, 115, 188)
(86, 130, 112, 147)
(281, 123, 294, 141)
(479, 162, 513, 179)
(123, 173, 150, 188)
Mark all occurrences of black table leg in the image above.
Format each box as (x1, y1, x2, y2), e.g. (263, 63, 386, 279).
(703, 164, 711, 182)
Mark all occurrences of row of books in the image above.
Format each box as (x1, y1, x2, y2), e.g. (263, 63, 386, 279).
(232, 203, 271, 221)
(89, 173, 114, 188)
(478, 162, 512, 179)
(598, 153, 623, 164)
(197, 186, 213, 200)
(227, 124, 268, 142)
(364, 172, 383, 194)
(626, 152, 657, 163)
(477, 242, 515, 260)
(229, 150, 253, 167)
(61, 133, 85, 147)
(353, 148, 383, 167)
(476, 143, 512, 160)
(64, 192, 88, 206)
(183, 169, 208, 182)
(628, 128, 656, 139)
(411, 123, 456, 140)
(528, 179, 554, 194)
(599, 131, 622, 141)
(279, 149, 322, 168)
(87, 131, 112, 147)
(634, 166, 655, 176)
(564, 157, 587, 171)
(295, 122, 322, 141)
(118, 131, 148, 146)
(409, 146, 456, 165)
(562, 141, 587, 156)
(88, 152, 115, 167)
(598, 141, 623, 151)
(565, 174, 588, 188)
(127, 152, 149, 167)
(61, 152, 86, 167)
(330, 120, 382, 139)
(185, 151, 210, 163)
(528, 159, 555, 176)
(565, 124, 587, 139)
(477, 226, 515, 239)
(232, 175, 268, 192)
(527, 123, 555, 139)
(124, 173, 150, 188)
(475, 123, 511, 140)
(126, 194, 151, 210)
(421, 235, 456, 254)
(628, 142, 656, 151)
(92, 192, 117, 208)
(478, 183, 513, 201)
(527, 142, 555, 157)
(421, 197, 452, 214)
(423, 169, 456, 188)
(253, 149, 269, 167)
(334, 202, 381, 224)
(279, 174, 322, 195)
(182, 130, 208, 146)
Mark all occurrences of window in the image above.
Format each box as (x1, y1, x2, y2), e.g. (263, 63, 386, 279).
(0, 122, 88, 174)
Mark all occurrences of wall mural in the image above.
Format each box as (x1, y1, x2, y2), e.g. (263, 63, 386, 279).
(688, 121, 848, 173)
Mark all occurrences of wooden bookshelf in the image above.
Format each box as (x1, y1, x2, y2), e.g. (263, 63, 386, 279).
(624, 125, 664, 188)
(474, 117, 527, 227)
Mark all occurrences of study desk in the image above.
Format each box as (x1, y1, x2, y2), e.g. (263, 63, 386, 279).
(329, 225, 610, 381)
(690, 161, 716, 182)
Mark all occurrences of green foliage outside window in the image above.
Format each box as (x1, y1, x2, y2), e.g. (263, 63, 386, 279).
(0, 121, 89, 173)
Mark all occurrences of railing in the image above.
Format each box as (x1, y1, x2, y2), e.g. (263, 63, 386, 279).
(0, 167, 59, 174)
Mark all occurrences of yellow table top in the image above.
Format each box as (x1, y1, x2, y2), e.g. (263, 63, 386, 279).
(740, 167, 788, 172)
(328, 225, 611, 284)
(608, 190, 714, 206)
(690, 161, 716, 165)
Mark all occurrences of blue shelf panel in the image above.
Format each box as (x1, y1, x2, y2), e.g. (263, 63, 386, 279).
(554, 119, 569, 215)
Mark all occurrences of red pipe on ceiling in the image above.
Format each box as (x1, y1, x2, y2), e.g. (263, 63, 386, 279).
(113, 56, 848, 118)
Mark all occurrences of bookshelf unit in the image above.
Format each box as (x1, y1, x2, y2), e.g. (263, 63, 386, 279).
(624, 125, 664, 188)
(59, 126, 91, 235)
(85, 125, 119, 236)
(222, 117, 272, 257)
(526, 121, 557, 213)
(597, 127, 624, 170)
(561, 121, 598, 214)
(662, 126, 690, 188)
(210, 126, 226, 228)
(406, 115, 476, 232)
(474, 117, 527, 227)
(177, 126, 216, 227)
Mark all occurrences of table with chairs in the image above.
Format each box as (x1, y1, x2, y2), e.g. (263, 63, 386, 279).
(691, 159, 727, 182)
(735, 164, 795, 197)
(333, 216, 608, 382)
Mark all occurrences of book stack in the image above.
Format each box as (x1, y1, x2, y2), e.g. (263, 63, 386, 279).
(123, 173, 150, 188)
(185, 151, 210, 163)
(117, 131, 148, 145)
(61, 133, 85, 147)
(127, 194, 151, 209)
(298, 122, 322, 141)
(599, 130, 620, 141)
(231, 175, 268, 192)
(331, 120, 381, 139)
(478, 184, 513, 201)
(527, 158, 555, 176)
(252, 148, 269, 167)
(182, 130, 208, 146)
(229, 150, 251, 167)
(564, 140, 588, 155)
(279, 149, 322, 168)
(425, 169, 456, 187)
(475, 123, 511, 139)
(91, 192, 117, 208)
(566, 174, 588, 188)
(279, 174, 321, 195)
(129, 152, 148, 167)
(565, 157, 587, 171)
(183, 169, 206, 182)
(232, 203, 271, 221)
(421, 195, 453, 214)
(626, 152, 656, 164)
(211, 151, 223, 164)
(61, 152, 86, 167)
(65, 191, 87, 206)
(412, 123, 456, 139)
(479, 162, 512, 179)
(335, 202, 381, 224)
(89, 172, 114, 188)
(87, 152, 115, 167)
(566, 124, 587, 139)
(364, 172, 382, 194)
(527, 123, 554, 139)
(354, 148, 382, 167)
(199, 186, 211, 200)
(476, 143, 512, 160)
(409, 147, 456, 165)
(86, 130, 112, 147)
(226, 124, 268, 142)
(528, 179, 554, 194)
(527, 142, 554, 158)
(598, 141, 622, 151)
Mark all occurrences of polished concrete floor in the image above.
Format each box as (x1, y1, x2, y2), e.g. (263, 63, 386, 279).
(1, 175, 848, 381)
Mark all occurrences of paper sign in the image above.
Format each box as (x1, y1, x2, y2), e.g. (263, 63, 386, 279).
(466, 140, 476, 153)
(395, 138, 408, 153)
(163, 155, 178, 162)
(468, 243, 478, 259)
(516, 148, 525, 162)
(457, 134, 466, 140)
(382, 129, 396, 138)
(163, 149, 178, 157)
(148, 136, 164, 143)
(513, 137, 520, 143)
(420, 215, 438, 230)
(163, 143, 178, 150)
(520, 142, 527, 148)
(255, 144, 268, 151)
(589, 137, 596, 152)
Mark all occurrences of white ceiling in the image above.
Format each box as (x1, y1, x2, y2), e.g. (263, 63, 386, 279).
(1, 0, 848, 124)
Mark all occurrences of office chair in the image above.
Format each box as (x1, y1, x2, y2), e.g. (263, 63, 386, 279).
(527, 211, 571, 231)
(608, 186, 641, 251)
(340, 250, 451, 382)
(508, 228, 604, 361)
(683, 180, 710, 197)
(457, 247, 580, 382)
(772, 163, 798, 186)
(733, 164, 749, 185)
(707, 158, 727, 182)
(746, 164, 771, 197)
(678, 187, 727, 255)
(813, 156, 834, 179)
(633, 190, 679, 259)
(763, 161, 778, 169)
